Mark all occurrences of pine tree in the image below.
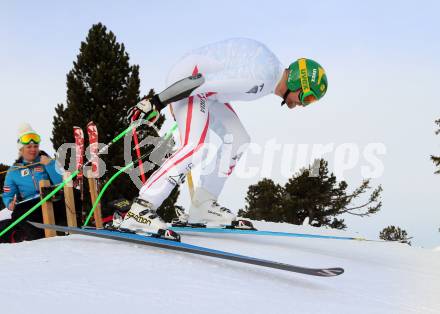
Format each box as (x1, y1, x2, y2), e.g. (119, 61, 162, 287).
(284, 159, 382, 229)
(51, 23, 178, 220)
(379, 225, 412, 245)
(282, 159, 344, 227)
(431, 119, 440, 174)
(238, 178, 284, 222)
(239, 159, 382, 229)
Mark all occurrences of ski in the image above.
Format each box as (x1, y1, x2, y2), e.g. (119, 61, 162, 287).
(73, 126, 85, 223)
(86, 121, 99, 178)
(30, 222, 344, 277)
(169, 225, 364, 241)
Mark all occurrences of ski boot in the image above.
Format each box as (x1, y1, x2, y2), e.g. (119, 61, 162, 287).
(119, 198, 180, 241)
(108, 210, 125, 230)
(176, 188, 255, 230)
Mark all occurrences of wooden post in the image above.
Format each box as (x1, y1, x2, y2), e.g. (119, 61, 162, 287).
(87, 170, 103, 228)
(39, 180, 56, 238)
(63, 172, 77, 227)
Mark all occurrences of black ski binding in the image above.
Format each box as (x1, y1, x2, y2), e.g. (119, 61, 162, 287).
(171, 220, 207, 228)
(153, 229, 181, 242)
(224, 219, 256, 230)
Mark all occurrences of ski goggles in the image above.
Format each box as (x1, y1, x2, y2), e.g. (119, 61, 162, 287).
(281, 88, 318, 106)
(299, 90, 318, 106)
(18, 132, 41, 145)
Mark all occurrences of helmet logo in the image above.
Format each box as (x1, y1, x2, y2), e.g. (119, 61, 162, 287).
(300, 69, 309, 90)
(311, 68, 317, 83)
(298, 58, 311, 93)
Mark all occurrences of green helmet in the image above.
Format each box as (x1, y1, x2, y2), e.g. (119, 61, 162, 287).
(286, 58, 328, 106)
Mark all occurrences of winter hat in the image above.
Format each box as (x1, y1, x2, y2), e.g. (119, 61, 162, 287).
(17, 123, 41, 150)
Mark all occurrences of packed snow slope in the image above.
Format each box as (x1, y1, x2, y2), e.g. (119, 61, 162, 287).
(1, 220, 439, 314)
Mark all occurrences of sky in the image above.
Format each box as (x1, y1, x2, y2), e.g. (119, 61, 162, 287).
(1, 0, 439, 247)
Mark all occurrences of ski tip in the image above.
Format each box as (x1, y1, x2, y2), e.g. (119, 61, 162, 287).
(316, 267, 344, 277)
(353, 237, 367, 241)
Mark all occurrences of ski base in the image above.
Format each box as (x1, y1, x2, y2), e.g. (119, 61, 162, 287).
(29, 222, 344, 277)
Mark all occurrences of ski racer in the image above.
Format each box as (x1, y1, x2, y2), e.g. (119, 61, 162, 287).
(121, 38, 328, 238)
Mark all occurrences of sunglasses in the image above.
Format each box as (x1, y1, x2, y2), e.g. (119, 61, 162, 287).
(18, 132, 41, 145)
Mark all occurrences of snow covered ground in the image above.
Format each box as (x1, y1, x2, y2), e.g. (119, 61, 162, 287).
(1, 220, 439, 314)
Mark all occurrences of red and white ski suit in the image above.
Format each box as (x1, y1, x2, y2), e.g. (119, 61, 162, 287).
(139, 38, 284, 208)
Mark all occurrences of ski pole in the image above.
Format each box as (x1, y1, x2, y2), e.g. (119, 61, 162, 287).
(0, 112, 159, 238)
(83, 122, 178, 227)
(92, 111, 159, 158)
(131, 111, 147, 184)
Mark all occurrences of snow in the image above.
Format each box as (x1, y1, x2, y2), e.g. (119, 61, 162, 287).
(1, 221, 439, 314)
(0, 208, 12, 220)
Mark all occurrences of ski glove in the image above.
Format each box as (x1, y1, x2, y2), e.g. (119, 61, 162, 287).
(127, 95, 163, 123)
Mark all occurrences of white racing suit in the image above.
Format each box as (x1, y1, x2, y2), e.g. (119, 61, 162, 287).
(139, 38, 284, 209)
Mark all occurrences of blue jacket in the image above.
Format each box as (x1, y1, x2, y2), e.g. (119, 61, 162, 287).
(2, 152, 63, 209)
